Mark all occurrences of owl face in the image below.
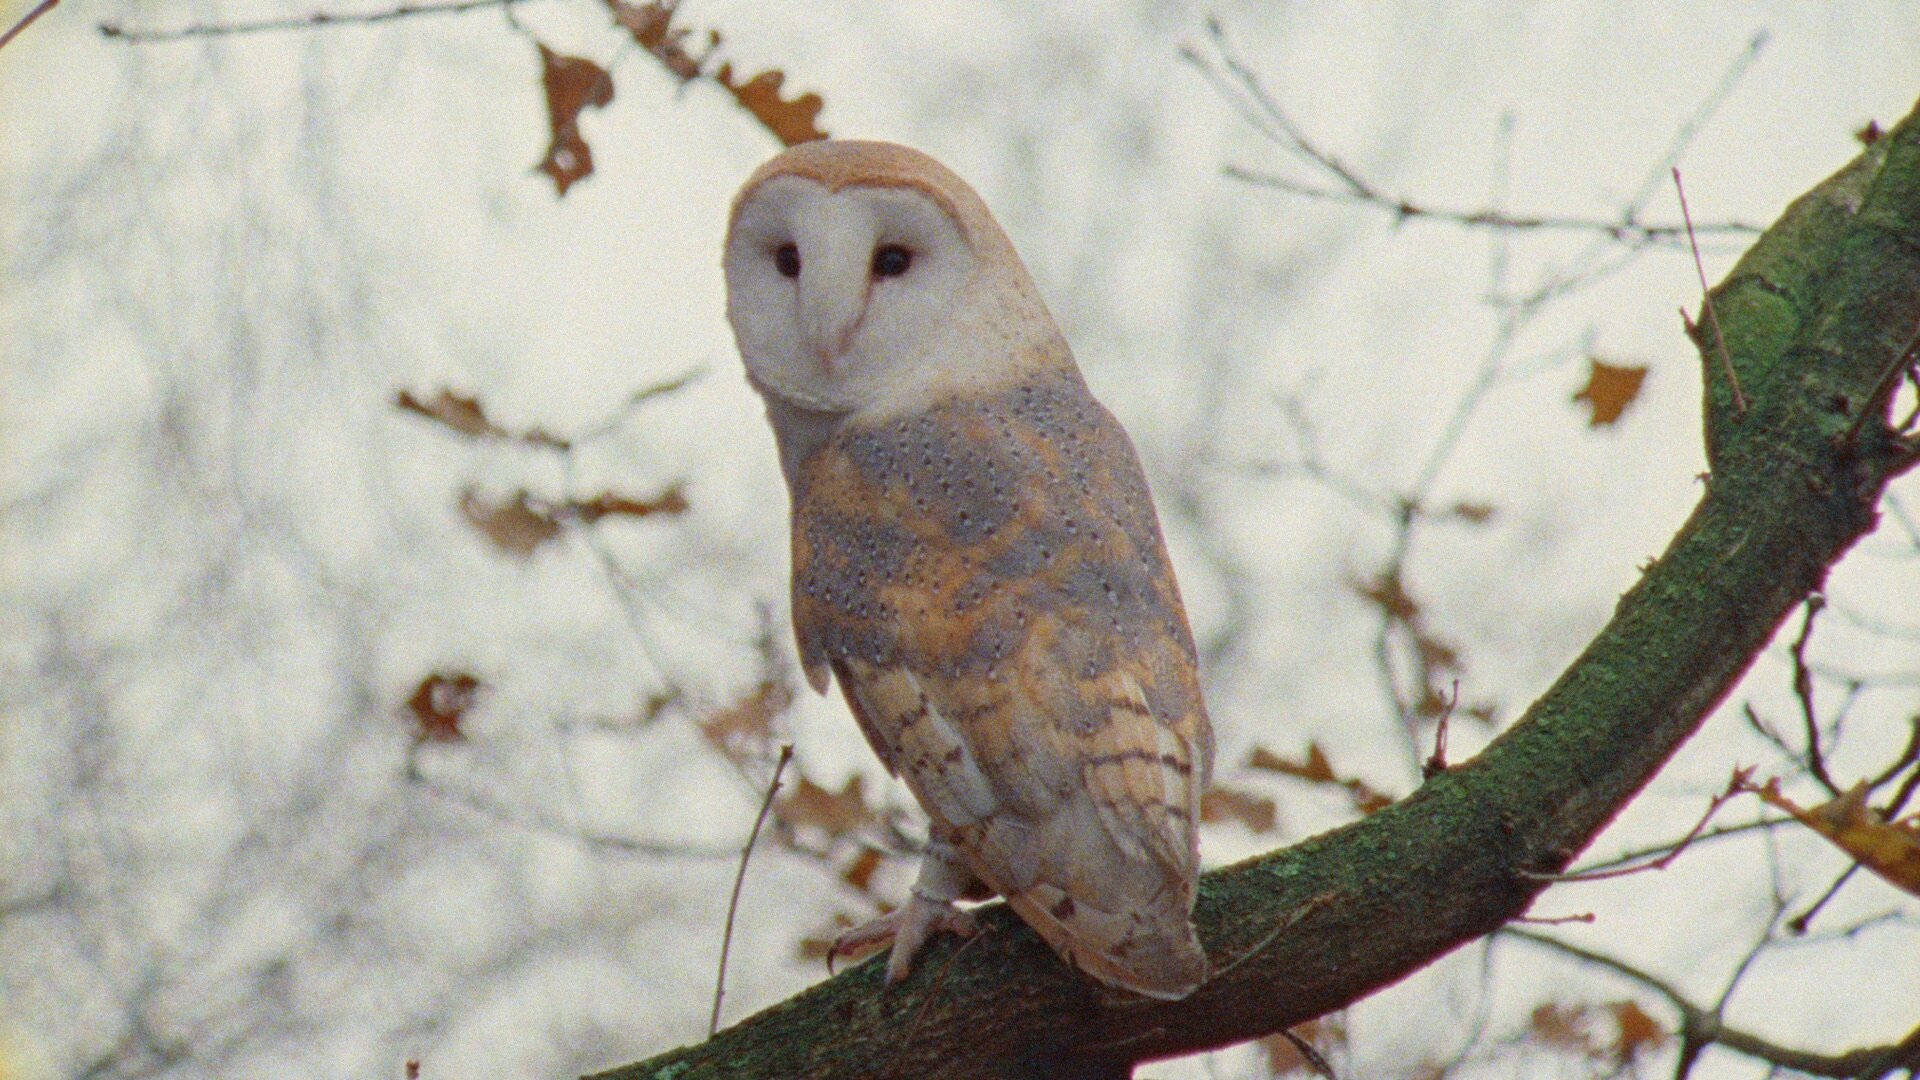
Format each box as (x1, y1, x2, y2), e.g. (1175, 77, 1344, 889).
(725, 141, 1064, 420)
(726, 177, 976, 413)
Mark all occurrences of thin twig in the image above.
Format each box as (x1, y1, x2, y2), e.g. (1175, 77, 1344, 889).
(98, 0, 529, 42)
(1523, 767, 1751, 882)
(1210, 891, 1339, 982)
(1787, 864, 1860, 934)
(1676, 167, 1748, 415)
(1223, 166, 1760, 242)
(1868, 716, 1920, 793)
(1512, 911, 1593, 926)
(711, 744, 793, 1036)
(1841, 317, 1920, 450)
(1195, 23, 1766, 246)
(0, 0, 57, 51)
(1423, 681, 1456, 780)
(1790, 596, 1841, 796)
(1502, 929, 1907, 1079)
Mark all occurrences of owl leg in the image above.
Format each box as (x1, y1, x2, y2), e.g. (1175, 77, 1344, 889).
(831, 836, 979, 985)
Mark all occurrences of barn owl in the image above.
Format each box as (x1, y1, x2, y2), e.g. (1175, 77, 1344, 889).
(724, 140, 1214, 1000)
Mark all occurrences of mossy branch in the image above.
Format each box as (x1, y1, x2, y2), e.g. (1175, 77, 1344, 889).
(596, 96, 1920, 1080)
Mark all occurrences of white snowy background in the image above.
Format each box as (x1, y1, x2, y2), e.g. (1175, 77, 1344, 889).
(3, 1, 1918, 1078)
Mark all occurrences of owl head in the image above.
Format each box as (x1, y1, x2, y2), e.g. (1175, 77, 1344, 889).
(724, 140, 1066, 419)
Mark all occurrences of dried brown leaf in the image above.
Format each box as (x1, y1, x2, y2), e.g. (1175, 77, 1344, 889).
(609, 0, 709, 81)
(1201, 784, 1278, 833)
(1753, 780, 1920, 897)
(699, 679, 792, 762)
(605, 2, 826, 149)
(1446, 501, 1497, 524)
(714, 62, 826, 146)
(840, 847, 885, 893)
(1352, 571, 1419, 621)
(1573, 359, 1649, 427)
(397, 388, 494, 438)
(777, 775, 874, 838)
(406, 672, 481, 743)
(1528, 1002, 1596, 1054)
(1607, 1000, 1670, 1065)
(536, 43, 614, 196)
(573, 487, 690, 522)
(1250, 742, 1335, 783)
(1414, 636, 1460, 672)
(1247, 742, 1395, 815)
(396, 387, 570, 448)
(461, 490, 562, 557)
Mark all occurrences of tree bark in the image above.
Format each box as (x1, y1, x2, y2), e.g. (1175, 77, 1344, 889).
(593, 96, 1920, 1080)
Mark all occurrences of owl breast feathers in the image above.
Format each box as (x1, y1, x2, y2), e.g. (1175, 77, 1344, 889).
(791, 359, 1215, 997)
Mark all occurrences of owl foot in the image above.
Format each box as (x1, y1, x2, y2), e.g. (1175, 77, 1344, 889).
(829, 894, 978, 984)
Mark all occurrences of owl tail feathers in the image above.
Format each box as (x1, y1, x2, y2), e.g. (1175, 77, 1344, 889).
(1005, 885, 1208, 1000)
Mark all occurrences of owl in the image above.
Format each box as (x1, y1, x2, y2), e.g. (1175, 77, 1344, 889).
(723, 140, 1214, 1000)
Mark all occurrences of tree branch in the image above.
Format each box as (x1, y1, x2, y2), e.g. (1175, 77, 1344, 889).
(1501, 929, 1909, 1078)
(98, 0, 529, 43)
(591, 96, 1920, 1080)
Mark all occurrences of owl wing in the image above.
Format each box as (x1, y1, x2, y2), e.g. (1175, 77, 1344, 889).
(790, 367, 1212, 999)
(830, 650, 1208, 999)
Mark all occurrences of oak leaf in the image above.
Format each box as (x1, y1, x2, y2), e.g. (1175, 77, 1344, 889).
(461, 489, 562, 557)
(1248, 742, 1395, 815)
(1754, 780, 1920, 896)
(406, 672, 481, 742)
(777, 775, 874, 838)
(536, 44, 614, 196)
(1528, 1002, 1594, 1053)
(698, 679, 792, 763)
(1200, 784, 1278, 833)
(396, 387, 569, 449)
(609, 0, 709, 81)
(840, 847, 885, 893)
(714, 62, 826, 146)
(573, 487, 690, 522)
(1573, 359, 1649, 427)
(1607, 1000, 1669, 1065)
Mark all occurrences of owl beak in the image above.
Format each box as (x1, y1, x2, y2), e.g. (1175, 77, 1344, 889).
(812, 327, 856, 373)
(800, 255, 868, 375)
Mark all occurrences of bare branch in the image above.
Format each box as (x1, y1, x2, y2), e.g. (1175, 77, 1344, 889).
(1789, 596, 1841, 795)
(1192, 23, 1767, 246)
(712, 745, 794, 1035)
(1222, 165, 1760, 242)
(98, 0, 531, 42)
(0, 0, 57, 51)
(1523, 767, 1752, 883)
(1841, 316, 1920, 450)
(1564, 818, 1787, 877)
(1503, 929, 1910, 1078)
(1676, 167, 1750, 414)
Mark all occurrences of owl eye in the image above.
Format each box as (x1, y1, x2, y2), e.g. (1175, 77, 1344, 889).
(871, 245, 913, 278)
(774, 243, 801, 278)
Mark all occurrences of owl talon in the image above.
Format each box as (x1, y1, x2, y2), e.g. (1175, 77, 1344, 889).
(829, 895, 977, 984)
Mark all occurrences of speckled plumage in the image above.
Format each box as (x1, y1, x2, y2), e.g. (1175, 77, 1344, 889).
(724, 140, 1213, 999)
